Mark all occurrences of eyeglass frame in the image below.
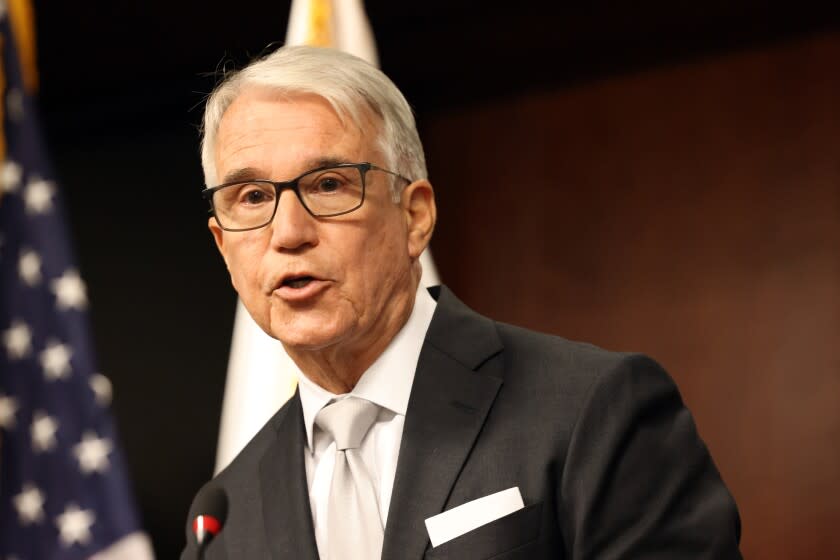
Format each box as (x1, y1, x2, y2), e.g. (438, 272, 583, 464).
(201, 162, 411, 232)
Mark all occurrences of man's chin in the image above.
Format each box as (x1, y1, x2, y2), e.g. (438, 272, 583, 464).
(258, 300, 347, 347)
(271, 322, 347, 353)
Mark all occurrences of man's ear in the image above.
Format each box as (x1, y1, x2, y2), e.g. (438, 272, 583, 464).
(208, 218, 232, 269)
(208, 218, 239, 290)
(401, 179, 436, 259)
(209, 217, 225, 254)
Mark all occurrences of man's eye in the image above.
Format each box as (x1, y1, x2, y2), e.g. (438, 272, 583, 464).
(315, 177, 343, 193)
(239, 186, 273, 205)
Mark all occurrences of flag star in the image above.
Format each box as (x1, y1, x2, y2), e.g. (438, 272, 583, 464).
(3, 320, 32, 360)
(23, 177, 55, 215)
(51, 269, 88, 310)
(90, 373, 113, 406)
(0, 394, 19, 429)
(1, 159, 22, 193)
(6, 87, 24, 122)
(31, 411, 59, 452)
(13, 483, 46, 525)
(19, 248, 42, 286)
(40, 340, 73, 380)
(56, 504, 95, 547)
(73, 431, 113, 474)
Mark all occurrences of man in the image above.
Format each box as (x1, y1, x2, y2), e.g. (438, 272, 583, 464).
(183, 45, 742, 559)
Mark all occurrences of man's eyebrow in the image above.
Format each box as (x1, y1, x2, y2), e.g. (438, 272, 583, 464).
(221, 157, 356, 185)
(304, 156, 354, 170)
(221, 167, 262, 184)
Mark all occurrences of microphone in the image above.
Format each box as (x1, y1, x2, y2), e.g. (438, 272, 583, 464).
(191, 484, 228, 559)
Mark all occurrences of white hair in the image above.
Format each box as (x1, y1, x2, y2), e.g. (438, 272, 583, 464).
(200, 45, 427, 199)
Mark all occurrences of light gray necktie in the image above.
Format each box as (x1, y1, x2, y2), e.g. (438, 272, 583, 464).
(315, 397, 383, 560)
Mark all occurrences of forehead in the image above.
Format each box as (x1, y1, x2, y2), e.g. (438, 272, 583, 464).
(214, 88, 381, 181)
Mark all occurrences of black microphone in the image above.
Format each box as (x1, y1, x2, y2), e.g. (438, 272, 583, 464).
(191, 485, 228, 559)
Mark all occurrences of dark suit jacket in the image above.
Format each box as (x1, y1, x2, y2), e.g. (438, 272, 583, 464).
(183, 286, 741, 559)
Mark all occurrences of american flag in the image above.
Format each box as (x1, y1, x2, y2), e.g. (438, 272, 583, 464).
(0, 3, 153, 558)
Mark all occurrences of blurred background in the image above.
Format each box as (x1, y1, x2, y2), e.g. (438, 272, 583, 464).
(23, 0, 840, 557)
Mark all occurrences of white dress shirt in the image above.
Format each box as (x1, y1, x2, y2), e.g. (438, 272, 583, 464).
(296, 285, 437, 559)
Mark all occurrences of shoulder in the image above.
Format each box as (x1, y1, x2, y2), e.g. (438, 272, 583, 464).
(431, 285, 675, 419)
(430, 285, 638, 377)
(495, 320, 633, 370)
(494, 316, 672, 392)
(491, 319, 678, 432)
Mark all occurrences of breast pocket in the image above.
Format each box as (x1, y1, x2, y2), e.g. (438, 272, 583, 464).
(424, 502, 543, 560)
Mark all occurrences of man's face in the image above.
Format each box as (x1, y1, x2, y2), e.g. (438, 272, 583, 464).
(209, 89, 428, 355)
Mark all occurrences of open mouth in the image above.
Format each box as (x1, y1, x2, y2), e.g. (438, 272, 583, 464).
(282, 275, 315, 289)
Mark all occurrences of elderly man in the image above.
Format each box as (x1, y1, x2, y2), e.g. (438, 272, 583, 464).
(182, 46, 742, 559)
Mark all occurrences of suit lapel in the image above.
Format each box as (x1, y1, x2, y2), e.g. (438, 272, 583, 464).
(259, 392, 319, 560)
(382, 287, 504, 560)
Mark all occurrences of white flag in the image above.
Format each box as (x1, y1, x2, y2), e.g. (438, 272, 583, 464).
(214, 0, 440, 472)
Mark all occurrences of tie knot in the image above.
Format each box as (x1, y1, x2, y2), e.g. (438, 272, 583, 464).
(315, 397, 379, 451)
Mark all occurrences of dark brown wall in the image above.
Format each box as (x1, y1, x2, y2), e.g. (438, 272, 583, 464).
(425, 33, 840, 559)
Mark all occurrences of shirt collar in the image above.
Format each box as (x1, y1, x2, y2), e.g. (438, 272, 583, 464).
(297, 284, 438, 452)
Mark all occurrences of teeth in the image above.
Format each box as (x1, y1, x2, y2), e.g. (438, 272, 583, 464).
(286, 277, 313, 289)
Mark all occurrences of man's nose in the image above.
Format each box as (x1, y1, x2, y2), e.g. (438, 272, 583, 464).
(269, 189, 318, 251)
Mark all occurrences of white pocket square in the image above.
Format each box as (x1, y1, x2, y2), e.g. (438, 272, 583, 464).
(424, 487, 525, 547)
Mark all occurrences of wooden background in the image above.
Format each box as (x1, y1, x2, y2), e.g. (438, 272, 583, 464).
(426, 33, 840, 558)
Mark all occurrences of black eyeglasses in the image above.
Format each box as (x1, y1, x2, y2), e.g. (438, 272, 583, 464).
(202, 162, 409, 232)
